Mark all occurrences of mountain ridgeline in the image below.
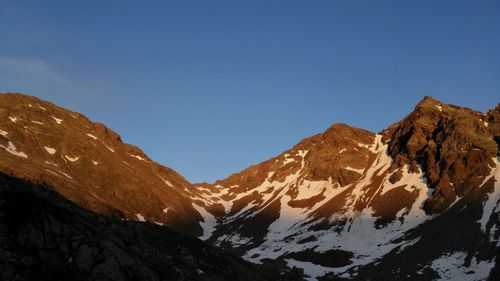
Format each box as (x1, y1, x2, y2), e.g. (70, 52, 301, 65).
(0, 93, 499, 281)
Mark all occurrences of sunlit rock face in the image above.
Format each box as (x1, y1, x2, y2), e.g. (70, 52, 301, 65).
(192, 97, 500, 280)
(0, 93, 203, 235)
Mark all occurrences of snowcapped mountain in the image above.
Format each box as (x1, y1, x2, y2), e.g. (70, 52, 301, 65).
(191, 96, 500, 280)
(1, 93, 499, 280)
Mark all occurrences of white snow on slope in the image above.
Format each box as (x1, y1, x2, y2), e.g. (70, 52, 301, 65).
(0, 129, 7, 137)
(429, 251, 495, 281)
(129, 154, 147, 161)
(59, 171, 72, 179)
(8, 116, 17, 122)
(64, 155, 80, 162)
(192, 203, 216, 240)
(51, 116, 63, 124)
(45, 160, 58, 167)
(0, 141, 28, 158)
(238, 135, 432, 280)
(136, 213, 146, 222)
(31, 120, 44, 125)
(343, 166, 365, 173)
(86, 133, 98, 140)
(44, 146, 56, 154)
(478, 158, 500, 233)
(158, 176, 173, 187)
(286, 259, 334, 281)
(379, 167, 423, 196)
(103, 144, 115, 152)
(282, 153, 294, 165)
(92, 160, 99, 165)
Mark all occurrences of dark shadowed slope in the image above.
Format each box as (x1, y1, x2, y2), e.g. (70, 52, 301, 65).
(0, 171, 274, 281)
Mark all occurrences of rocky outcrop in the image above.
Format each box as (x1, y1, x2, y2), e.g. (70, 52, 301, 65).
(382, 96, 498, 213)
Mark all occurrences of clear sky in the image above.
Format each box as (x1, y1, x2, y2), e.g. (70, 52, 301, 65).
(1, 1, 499, 183)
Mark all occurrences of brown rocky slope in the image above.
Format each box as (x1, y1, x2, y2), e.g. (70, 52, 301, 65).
(0, 93, 203, 235)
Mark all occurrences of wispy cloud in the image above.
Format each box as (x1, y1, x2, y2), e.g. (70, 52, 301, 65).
(0, 56, 76, 99)
(0, 56, 72, 88)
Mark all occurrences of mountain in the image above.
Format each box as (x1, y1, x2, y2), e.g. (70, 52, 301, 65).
(0, 171, 271, 281)
(1, 93, 499, 280)
(0, 93, 203, 235)
(192, 96, 500, 280)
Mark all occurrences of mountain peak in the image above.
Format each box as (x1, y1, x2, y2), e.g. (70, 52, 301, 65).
(0, 92, 203, 235)
(414, 95, 446, 112)
(384, 97, 498, 213)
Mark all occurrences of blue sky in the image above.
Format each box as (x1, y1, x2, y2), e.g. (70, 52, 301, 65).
(1, 1, 499, 183)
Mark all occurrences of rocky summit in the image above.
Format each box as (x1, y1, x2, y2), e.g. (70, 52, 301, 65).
(0, 92, 499, 281)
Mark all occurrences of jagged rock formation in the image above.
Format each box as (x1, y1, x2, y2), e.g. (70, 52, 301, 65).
(0, 171, 272, 281)
(382, 96, 498, 213)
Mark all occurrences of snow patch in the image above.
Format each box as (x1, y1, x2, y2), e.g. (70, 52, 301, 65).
(64, 155, 80, 162)
(31, 120, 44, 125)
(44, 146, 56, 154)
(192, 203, 216, 240)
(86, 133, 98, 140)
(51, 116, 63, 124)
(478, 158, 500, 233)
(429, 252, 495, 281)
(159, 176, 173, 187)
(129, 154, 147, 161)
(8, 116, 17, 122)
(136, 213, 146, 222)
(285, 259, 333, 281)
(45, 160, 58, 167)
(0, 129, 7, 137)
(343, 166, 365, 174)
(0, 142, 28, 158)
(59, 171, 72, 179)
(103, 144, 115, 152)
(91, 160, 98, 165)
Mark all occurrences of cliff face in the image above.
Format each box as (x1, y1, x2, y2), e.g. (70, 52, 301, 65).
(382, 96, 499, 213)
